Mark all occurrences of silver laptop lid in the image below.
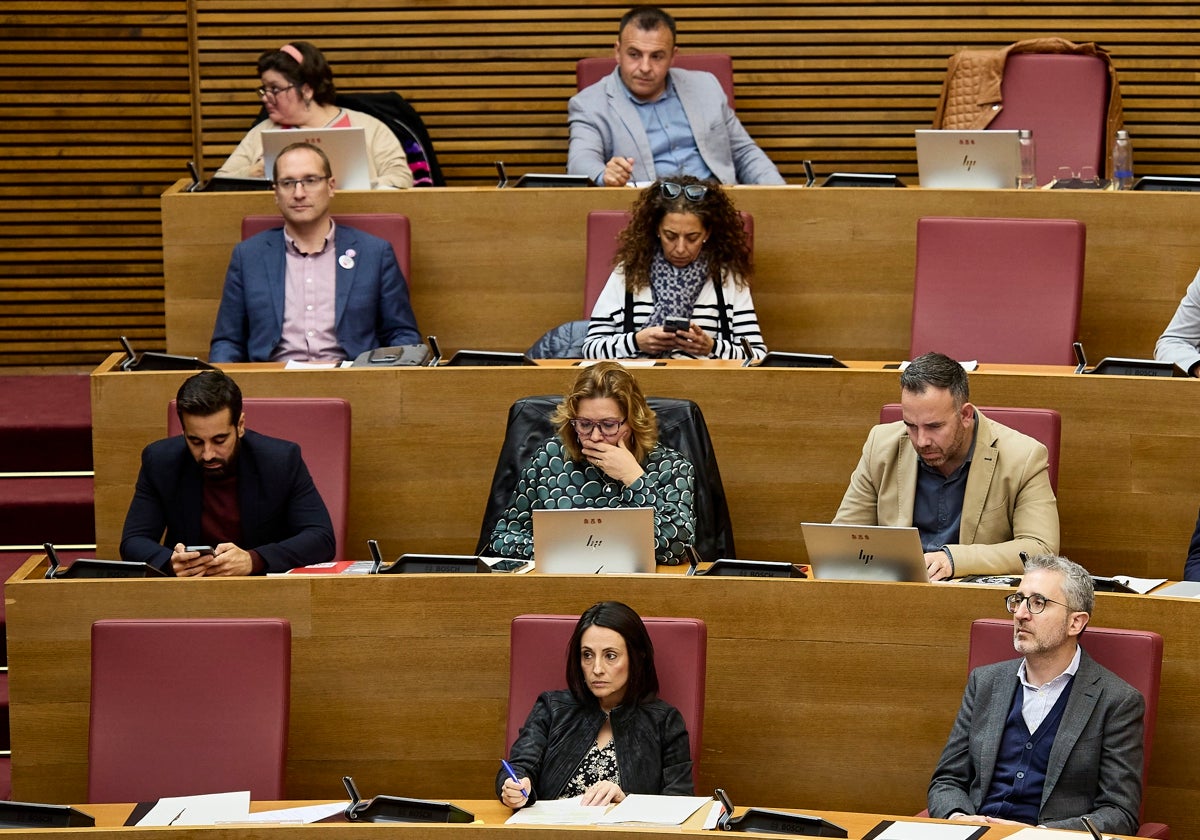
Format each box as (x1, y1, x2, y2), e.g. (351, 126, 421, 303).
(916, 129, 1022, 189)
(533, 507, 656, 574)
(801, 522, 928, 583)
(261, 126, 371, 190)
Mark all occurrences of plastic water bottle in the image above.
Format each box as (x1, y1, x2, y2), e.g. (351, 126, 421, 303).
(1017, 129, 1038, 189)
(1112, 130, 1134, 190)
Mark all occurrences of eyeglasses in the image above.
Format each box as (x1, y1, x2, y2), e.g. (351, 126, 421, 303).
(274, 176, 328, 192)
(1004, 592, 1072, 615)
(256, 84, 296, 100)
(571, 418, 625, 437)
(660, 182, 708, 202)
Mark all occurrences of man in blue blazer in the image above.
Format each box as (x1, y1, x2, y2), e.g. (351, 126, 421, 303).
(120, 370, 335, 575)
(209, 141, 420, 363)
(568, 6, 784, 187)
(927, 554, 1144, 835)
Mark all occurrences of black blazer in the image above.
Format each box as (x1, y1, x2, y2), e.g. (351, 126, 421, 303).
(119, 429, 335, 574)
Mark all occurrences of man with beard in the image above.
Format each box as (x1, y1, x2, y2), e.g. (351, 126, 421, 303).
(927, 555, 1144, 834)
(119, 370, 334, 575)
(832, 351, 1058, 580)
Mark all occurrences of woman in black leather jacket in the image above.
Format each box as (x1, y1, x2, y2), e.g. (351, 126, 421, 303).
(497, 601, 694, 808)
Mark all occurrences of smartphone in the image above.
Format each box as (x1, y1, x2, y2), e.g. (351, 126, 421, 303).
(663, 317, 691, 332)
(185, 545, 215, 556)
(368, 347, 400, 364)
(490, 558, 528, 573)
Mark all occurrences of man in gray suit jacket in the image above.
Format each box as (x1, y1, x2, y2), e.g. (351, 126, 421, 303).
(567, 6, 784, 187)
(927, 554, 1144, 835)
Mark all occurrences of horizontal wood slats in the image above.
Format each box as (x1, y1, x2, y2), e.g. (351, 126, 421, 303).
(1, 1, 1198, 364)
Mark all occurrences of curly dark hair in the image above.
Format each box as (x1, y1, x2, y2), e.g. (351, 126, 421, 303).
(256, 41, 337, 106)
(613, 174, 752, 292)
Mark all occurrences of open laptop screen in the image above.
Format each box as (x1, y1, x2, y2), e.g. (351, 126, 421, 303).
(532, 507, 656, 574)
(261, 126, 371, 190)
(801, 522, 929, 583)
(916, 129, 1022, 189)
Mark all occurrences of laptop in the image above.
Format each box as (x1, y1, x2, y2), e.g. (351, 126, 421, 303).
(261, 126, 371, 190)
(532, 507, 656, 574)
(801, 522, 929, 582)
(915, 129, 1022, 189)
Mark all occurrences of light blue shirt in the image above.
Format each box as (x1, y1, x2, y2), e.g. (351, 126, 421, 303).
(1017, 644, 1082, 732)
(623, 77, 714, 182)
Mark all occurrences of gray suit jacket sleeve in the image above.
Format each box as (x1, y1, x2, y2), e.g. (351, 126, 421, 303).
(928, 652, 1144, 836)
(567, 68, 784, 185)
(1154, 267, 1200, 374)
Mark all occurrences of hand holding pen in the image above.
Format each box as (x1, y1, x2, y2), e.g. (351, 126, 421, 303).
(499, 759, 530, 807)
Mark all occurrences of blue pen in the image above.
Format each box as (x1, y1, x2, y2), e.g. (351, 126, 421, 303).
(500, 759, 528, 798)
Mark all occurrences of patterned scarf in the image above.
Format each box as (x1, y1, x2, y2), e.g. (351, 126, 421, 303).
(648, 248, 709, 328)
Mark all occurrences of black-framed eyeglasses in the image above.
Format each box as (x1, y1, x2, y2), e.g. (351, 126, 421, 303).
(660, 182, 708, 202)
(1004, 592, 1071, 615)
(274, 176, 328, 192)
(571, 418, 625, 437)
(256, 84, 296, 100)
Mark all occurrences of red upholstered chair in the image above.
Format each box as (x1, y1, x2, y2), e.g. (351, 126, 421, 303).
(241, 213, 412, 286)
(585, 210, 755, 318)
(988, 53, 1109, 186)
(967, 618, 1167, 838)
(879, 404, 1061, 493)
(576, 54, 736, 109)
(168, 397, 351, 560)
(506, 613, 706, 785)
(88, 618, 291, 802)
(910, 217, 1085, 366)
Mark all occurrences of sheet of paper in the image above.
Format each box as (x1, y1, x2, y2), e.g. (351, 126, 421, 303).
(503, 796, 607, 826)
(284, 360, 340, 370)
(702, 801, 724, 829)
(1113, 575, 1168, 594)
(135, 791, 250, 826)
(595, 794, 712, 825)
(898, 360, 978, 371)
(866, 819, 992, 840)
(1005, 828, 1091, 839)
(227, 802, 346, 824)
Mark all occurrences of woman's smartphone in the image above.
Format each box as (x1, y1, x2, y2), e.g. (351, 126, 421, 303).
(663, 317, 691, 332)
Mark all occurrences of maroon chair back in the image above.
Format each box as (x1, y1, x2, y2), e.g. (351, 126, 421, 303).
(88, 618, 291, 802)
(506, 614, 706, 785)
(879, 404, 1061, 493)
(168, 397, 351, 560)
(989, 53, 1109, 185)
(911, 216, 1085, 366)
(585, 210, 755, 318)
(241, 213, 412, 286)
(968, 618, 1163, 828)
(576, 54, 735, 109)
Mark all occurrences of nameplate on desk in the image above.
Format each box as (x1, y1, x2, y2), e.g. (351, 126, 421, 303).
(378, 554, 493, 574)
(1080, 357, 1186, 377)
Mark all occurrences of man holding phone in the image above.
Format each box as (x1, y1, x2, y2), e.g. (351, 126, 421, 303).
(119, 370, 335, 575)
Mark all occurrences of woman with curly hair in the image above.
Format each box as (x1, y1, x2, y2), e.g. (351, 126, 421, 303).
(488, 361, 695, 565)
(582, 175, 766, 360)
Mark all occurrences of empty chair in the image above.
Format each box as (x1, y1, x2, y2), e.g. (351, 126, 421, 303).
(880, 404, 1061, 492)
(476, 395, 734, 563)
(88, 618, 291, 802)
(506, 612, 706, 785)
(585, 209, 755, 319)
(967, 618, 1167, 838)
(241, 213, 412, 286)
(910, 216, 1085, 366)
(577, 53, 735, 108)
(931, 38, 1123, 183)
(168, 397, 351, 559)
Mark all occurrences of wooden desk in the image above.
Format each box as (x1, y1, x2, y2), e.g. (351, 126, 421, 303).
(91, 357, 1200, 579)
(0, 799, 1145, 838)
(160, 182, 1200, 363)
(8, 559, 1198, 829)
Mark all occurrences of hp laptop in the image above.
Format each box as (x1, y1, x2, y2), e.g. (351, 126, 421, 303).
(532, 507, 656, 574)
(261, 126, 371, 190)
(915, 129, 1022, 189)
(801, 522, 929, 583)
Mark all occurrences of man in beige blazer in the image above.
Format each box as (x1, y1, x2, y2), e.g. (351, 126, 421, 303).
(834, 352, 1059, 580)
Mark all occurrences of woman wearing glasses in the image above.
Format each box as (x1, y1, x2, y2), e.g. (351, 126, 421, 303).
(582, 175, 767, 361)
(488, 361, 695, 565)
(215, 42, 413, 189)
